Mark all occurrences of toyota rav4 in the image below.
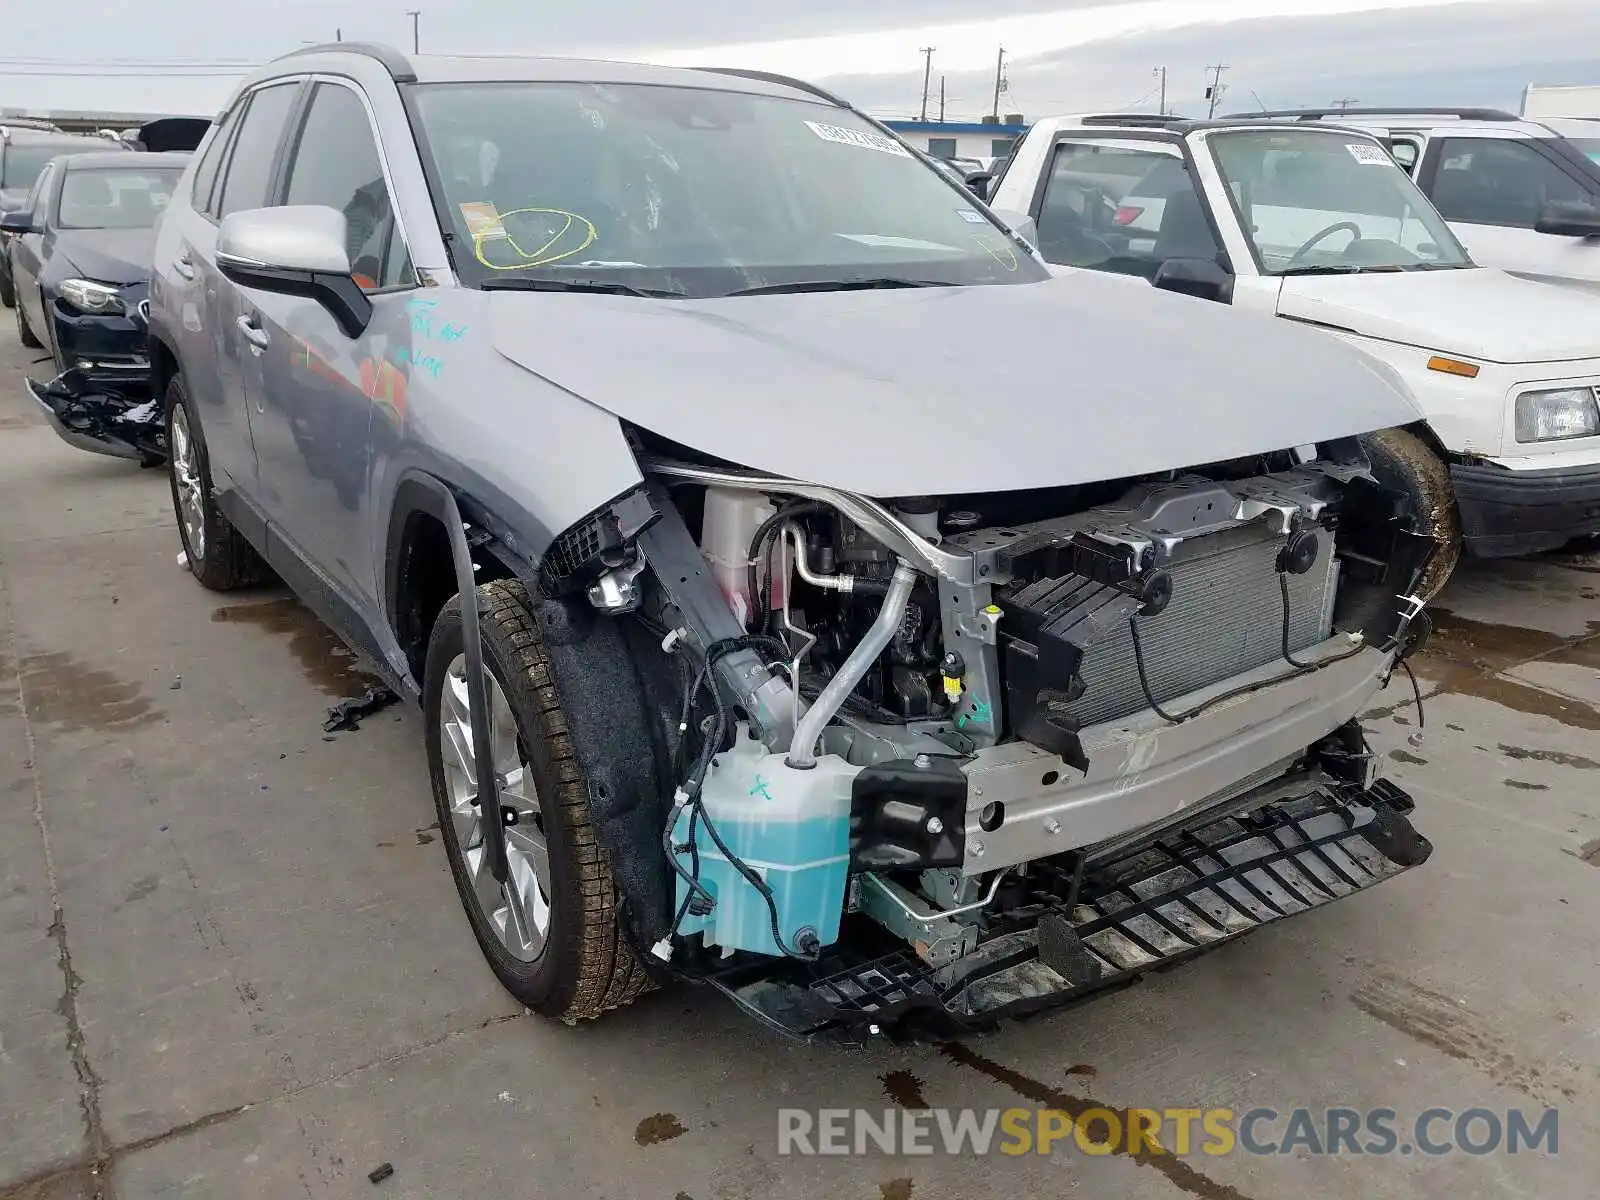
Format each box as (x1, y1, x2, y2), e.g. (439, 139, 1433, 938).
(146, 45, 1442, 1038)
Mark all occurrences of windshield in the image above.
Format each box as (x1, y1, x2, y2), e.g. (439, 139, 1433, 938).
(57, 166, 180, 229)
(409, 81, 1047, 296)
(0, 143, 83, 191)
(1208, 129, 1472, 273)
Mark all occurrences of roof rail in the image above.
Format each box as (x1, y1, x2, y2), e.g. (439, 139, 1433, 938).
(1223, 106, 1520, 122)
(279, 40, 417, 83)
(1079, 113, 1191, 129)
(692, 67, 848, 108)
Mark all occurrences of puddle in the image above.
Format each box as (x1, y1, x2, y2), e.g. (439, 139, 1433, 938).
(1400, 609, 1600, 732)
(19, 652, 162, 732)
(1388, 749, 1428, 766)
(1498, 744, 1597, 770)
(634, 1112, 687, 1146)
(210, 598, 378, 697)
(880, 1070, 928, 1109)
(1504, 780, 1549, 792)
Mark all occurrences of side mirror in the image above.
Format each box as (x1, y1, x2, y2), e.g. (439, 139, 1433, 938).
(1534, 199, 1600, 238)
(1152, 256, 1234, 303)
(963, 171, 994, 203)
(988, 207, 1039, 251)
(0, 210, 36, 235)
(216, 205, 372, 338)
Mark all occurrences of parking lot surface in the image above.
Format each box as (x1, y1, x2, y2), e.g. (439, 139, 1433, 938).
(0, 322, 1595, 1200)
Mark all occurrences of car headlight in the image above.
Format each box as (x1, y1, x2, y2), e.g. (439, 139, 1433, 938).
(1513, 386, 1600, 443)
(59, 278, 124, 315)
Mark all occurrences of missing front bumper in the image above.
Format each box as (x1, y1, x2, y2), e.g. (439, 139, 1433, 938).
(25, 371, 164, 464)
(703, 774, 1427, 1040)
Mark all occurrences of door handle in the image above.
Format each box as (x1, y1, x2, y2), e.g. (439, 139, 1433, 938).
(236, 313, 270, 351)
(173, 252, 196, 280)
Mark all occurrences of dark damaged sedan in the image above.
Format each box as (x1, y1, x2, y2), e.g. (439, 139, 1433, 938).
(3, 151, 188, 464)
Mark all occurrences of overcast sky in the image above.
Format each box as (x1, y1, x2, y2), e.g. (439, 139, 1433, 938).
(2, 0, 1597, 120)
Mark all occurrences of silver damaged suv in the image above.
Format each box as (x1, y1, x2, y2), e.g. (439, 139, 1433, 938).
(148, 43, 1444, 1039)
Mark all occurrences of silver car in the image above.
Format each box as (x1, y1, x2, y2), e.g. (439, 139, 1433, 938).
(146, 42, 1442, 1039)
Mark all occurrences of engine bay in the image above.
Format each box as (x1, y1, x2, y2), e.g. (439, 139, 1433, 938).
(532, 431, 1441, 1031)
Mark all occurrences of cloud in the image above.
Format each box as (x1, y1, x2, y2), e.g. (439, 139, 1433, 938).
(0, 0, 1593, 123)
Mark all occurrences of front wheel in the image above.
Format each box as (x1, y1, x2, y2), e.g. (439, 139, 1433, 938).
(424, 580, 651, 1022)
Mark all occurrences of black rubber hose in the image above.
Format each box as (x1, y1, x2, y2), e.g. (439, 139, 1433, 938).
(745, 501, 827, 632)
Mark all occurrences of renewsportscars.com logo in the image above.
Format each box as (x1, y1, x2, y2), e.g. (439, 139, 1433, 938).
(777, 1106, 1559, 1158)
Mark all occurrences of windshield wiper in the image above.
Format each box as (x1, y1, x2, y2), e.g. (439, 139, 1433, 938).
(719, 276, 954, 297)
(479, 277, 688, 298)
(1277, 264, 1404, 277)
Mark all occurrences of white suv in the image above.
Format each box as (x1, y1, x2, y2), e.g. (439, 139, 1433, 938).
(1228, 107, 1600, 292)
(987, 113, 1600, 588)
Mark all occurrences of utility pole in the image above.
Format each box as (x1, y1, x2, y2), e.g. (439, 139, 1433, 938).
(939, 76, 946, 123)
(918, 47, 936, 122)
(1331, 97, 1360, 112)
(406, 10, 421, 54)
(335, 27, 342, 41)
(1204, 64, 1229, 118)
(990, 46, 1007, 121)
(1153, 66, 1167, 115)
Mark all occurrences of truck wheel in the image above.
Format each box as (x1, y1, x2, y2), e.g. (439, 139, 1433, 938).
(16, 297, 41, 349)
(1360, 427, 1461, 602)
(1, 268, 14, 309)
(165, 375, 267, 591)
(424, 579, 651, 1022)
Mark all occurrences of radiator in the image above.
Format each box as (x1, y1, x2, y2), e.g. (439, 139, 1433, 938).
(1003, 520, 1338, 730)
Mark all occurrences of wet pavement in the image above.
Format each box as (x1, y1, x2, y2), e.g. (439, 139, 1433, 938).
(0, 321, 1596, 1200)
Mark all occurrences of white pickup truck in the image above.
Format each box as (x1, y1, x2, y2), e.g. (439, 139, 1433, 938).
(985, 114, 1600, 592)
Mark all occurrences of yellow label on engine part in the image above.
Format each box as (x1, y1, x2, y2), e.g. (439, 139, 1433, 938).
(942, 676, 963, 700)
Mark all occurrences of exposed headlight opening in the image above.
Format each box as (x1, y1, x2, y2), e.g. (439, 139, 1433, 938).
(1513, 386, 1600, 443)
(58, 278, 124, 315)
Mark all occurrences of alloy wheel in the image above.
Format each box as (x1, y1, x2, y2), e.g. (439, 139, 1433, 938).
(169, 404, 206, 562)
(438, 653, 552, 962)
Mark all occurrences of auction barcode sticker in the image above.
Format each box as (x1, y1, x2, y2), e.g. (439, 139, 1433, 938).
(805, 120, 912, 157)
(1346, 142, 1392, 166)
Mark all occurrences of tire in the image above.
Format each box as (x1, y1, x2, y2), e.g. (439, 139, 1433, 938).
(16, 296, 41, 348)
(164, 374, 267, 591)
(1, 266, 14, 309)
(424, 579, 651, 1023)
(1359, 426, 1462, 603)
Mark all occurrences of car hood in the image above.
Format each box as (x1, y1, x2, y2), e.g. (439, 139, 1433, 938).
(488, 272, 1424, 497)
(1277, 266, 1600, 366)
(51, 228, 155, 285)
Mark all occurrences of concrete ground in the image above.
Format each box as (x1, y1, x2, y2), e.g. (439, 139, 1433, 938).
(0, 320, 1595, 1200)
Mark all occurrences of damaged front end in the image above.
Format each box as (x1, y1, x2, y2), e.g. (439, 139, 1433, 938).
(27, 365, 165, 466)
(538, 431, 1442, 1040)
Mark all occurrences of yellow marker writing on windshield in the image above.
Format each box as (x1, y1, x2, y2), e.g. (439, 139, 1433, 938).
(473, 208, 599, 270)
